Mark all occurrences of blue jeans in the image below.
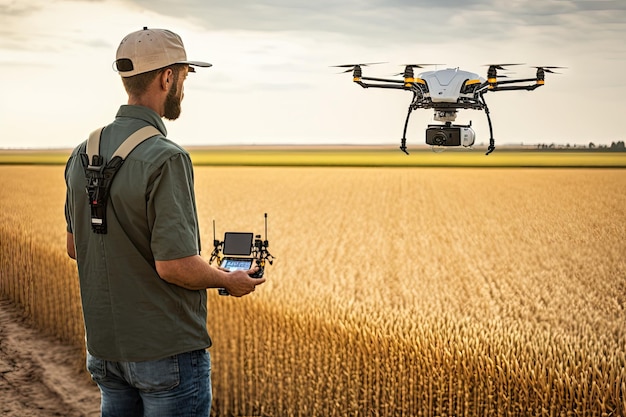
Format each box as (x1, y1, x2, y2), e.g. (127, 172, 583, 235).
(87, 349, 212, 417)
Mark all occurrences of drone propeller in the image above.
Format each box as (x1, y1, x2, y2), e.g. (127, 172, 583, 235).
(393, 64, 445, 77)
(331, 62, 386, 73)
(485, 63, 525, 82)
(484, 63, 525, 71)
(532, 66, 567, 74)
(402, 64, 444, 68)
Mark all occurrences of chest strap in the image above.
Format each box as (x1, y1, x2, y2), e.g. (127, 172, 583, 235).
(80, 126, 161, 234)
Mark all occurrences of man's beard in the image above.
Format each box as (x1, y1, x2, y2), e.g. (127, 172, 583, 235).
(163, 80, 182, 121)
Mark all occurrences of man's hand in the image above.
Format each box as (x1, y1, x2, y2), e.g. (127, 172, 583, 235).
(222, 267, 266, 297)
(66, 232, 76, 259)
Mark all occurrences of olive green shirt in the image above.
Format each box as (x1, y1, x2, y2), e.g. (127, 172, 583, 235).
(65, 105, 211, 362)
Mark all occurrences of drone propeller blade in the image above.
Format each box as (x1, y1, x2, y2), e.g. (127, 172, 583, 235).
(330, 62, 386, 68)
(484, 63, 525, 70)
(395, 64, 445, 77)
(532, 66, 567, 74)
(402, 64, 445, 68)
(331, 62, 386, 75)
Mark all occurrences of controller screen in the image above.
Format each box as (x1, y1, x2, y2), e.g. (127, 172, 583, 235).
(221, 258, 253, 271)
(223, 232, 253, 255)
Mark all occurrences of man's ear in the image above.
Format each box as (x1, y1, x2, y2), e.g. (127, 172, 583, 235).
(160, 68, 174, 91)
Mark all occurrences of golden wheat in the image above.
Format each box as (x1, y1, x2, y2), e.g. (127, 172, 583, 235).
(1, 165, 625, 416)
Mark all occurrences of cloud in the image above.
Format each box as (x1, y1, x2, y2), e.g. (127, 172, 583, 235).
(119, 0, 494, 43)
(575, 0, 626, 11)
(0, 2, 113, 54)
(0, 0, 45, 17)
(116, 0, 626, 52)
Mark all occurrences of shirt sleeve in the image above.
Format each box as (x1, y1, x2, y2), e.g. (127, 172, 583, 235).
(64, 152, 78, 234)
(147, 152, 201, 261)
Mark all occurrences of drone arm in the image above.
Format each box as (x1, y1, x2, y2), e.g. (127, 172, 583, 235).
(493, 77, 537, 85)
(355, 80, 407, 90)
(355, 76, 409, 90)
(361, 76, 404, 84)
(477, 77, 545, 94)
(490, 84, 542, 92)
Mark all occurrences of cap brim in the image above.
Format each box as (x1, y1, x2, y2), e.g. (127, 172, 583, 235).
(178, 60, 212, 69)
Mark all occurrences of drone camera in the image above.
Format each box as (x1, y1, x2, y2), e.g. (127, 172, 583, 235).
(426, 123, 475, 147)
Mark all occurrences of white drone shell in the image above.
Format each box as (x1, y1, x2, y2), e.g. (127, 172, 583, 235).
(419, 68, 486, 103)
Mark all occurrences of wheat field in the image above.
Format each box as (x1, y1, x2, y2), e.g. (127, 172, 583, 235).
(1, 165, 625, 416)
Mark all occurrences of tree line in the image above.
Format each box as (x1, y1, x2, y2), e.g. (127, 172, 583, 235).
(535, 141, 625, 151)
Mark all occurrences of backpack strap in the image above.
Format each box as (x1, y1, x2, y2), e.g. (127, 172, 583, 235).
(81, 125, 162, 234)
(112, 126, 161, 159)
(86, 127, 104, 167)
(86, 125, 161, 164)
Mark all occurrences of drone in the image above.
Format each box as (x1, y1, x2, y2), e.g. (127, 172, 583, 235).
(333, 63, 565, 155)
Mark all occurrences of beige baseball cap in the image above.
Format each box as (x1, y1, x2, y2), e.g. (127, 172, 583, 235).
(115, 27, 212, 77)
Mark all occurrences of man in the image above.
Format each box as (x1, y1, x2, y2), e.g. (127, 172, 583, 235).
(64, 27, 265, 416)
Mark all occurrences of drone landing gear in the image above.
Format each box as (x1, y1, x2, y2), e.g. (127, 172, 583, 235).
(480, 93, 496, 155)
(401, 92, 497, 156)
(400, 104, 415, 155)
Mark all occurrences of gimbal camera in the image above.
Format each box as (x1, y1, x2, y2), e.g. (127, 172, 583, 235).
(209, 213, 274, 296)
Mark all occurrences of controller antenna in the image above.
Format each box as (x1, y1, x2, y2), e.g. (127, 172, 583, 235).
(264, 213, 268, 244)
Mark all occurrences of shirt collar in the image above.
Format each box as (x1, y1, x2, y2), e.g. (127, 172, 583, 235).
(116, 105, 168, 137)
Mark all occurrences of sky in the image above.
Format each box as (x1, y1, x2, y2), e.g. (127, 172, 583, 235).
(1, 0, 625, 149)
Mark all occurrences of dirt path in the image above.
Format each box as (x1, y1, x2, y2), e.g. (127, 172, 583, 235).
(0, 298, 100, 417)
